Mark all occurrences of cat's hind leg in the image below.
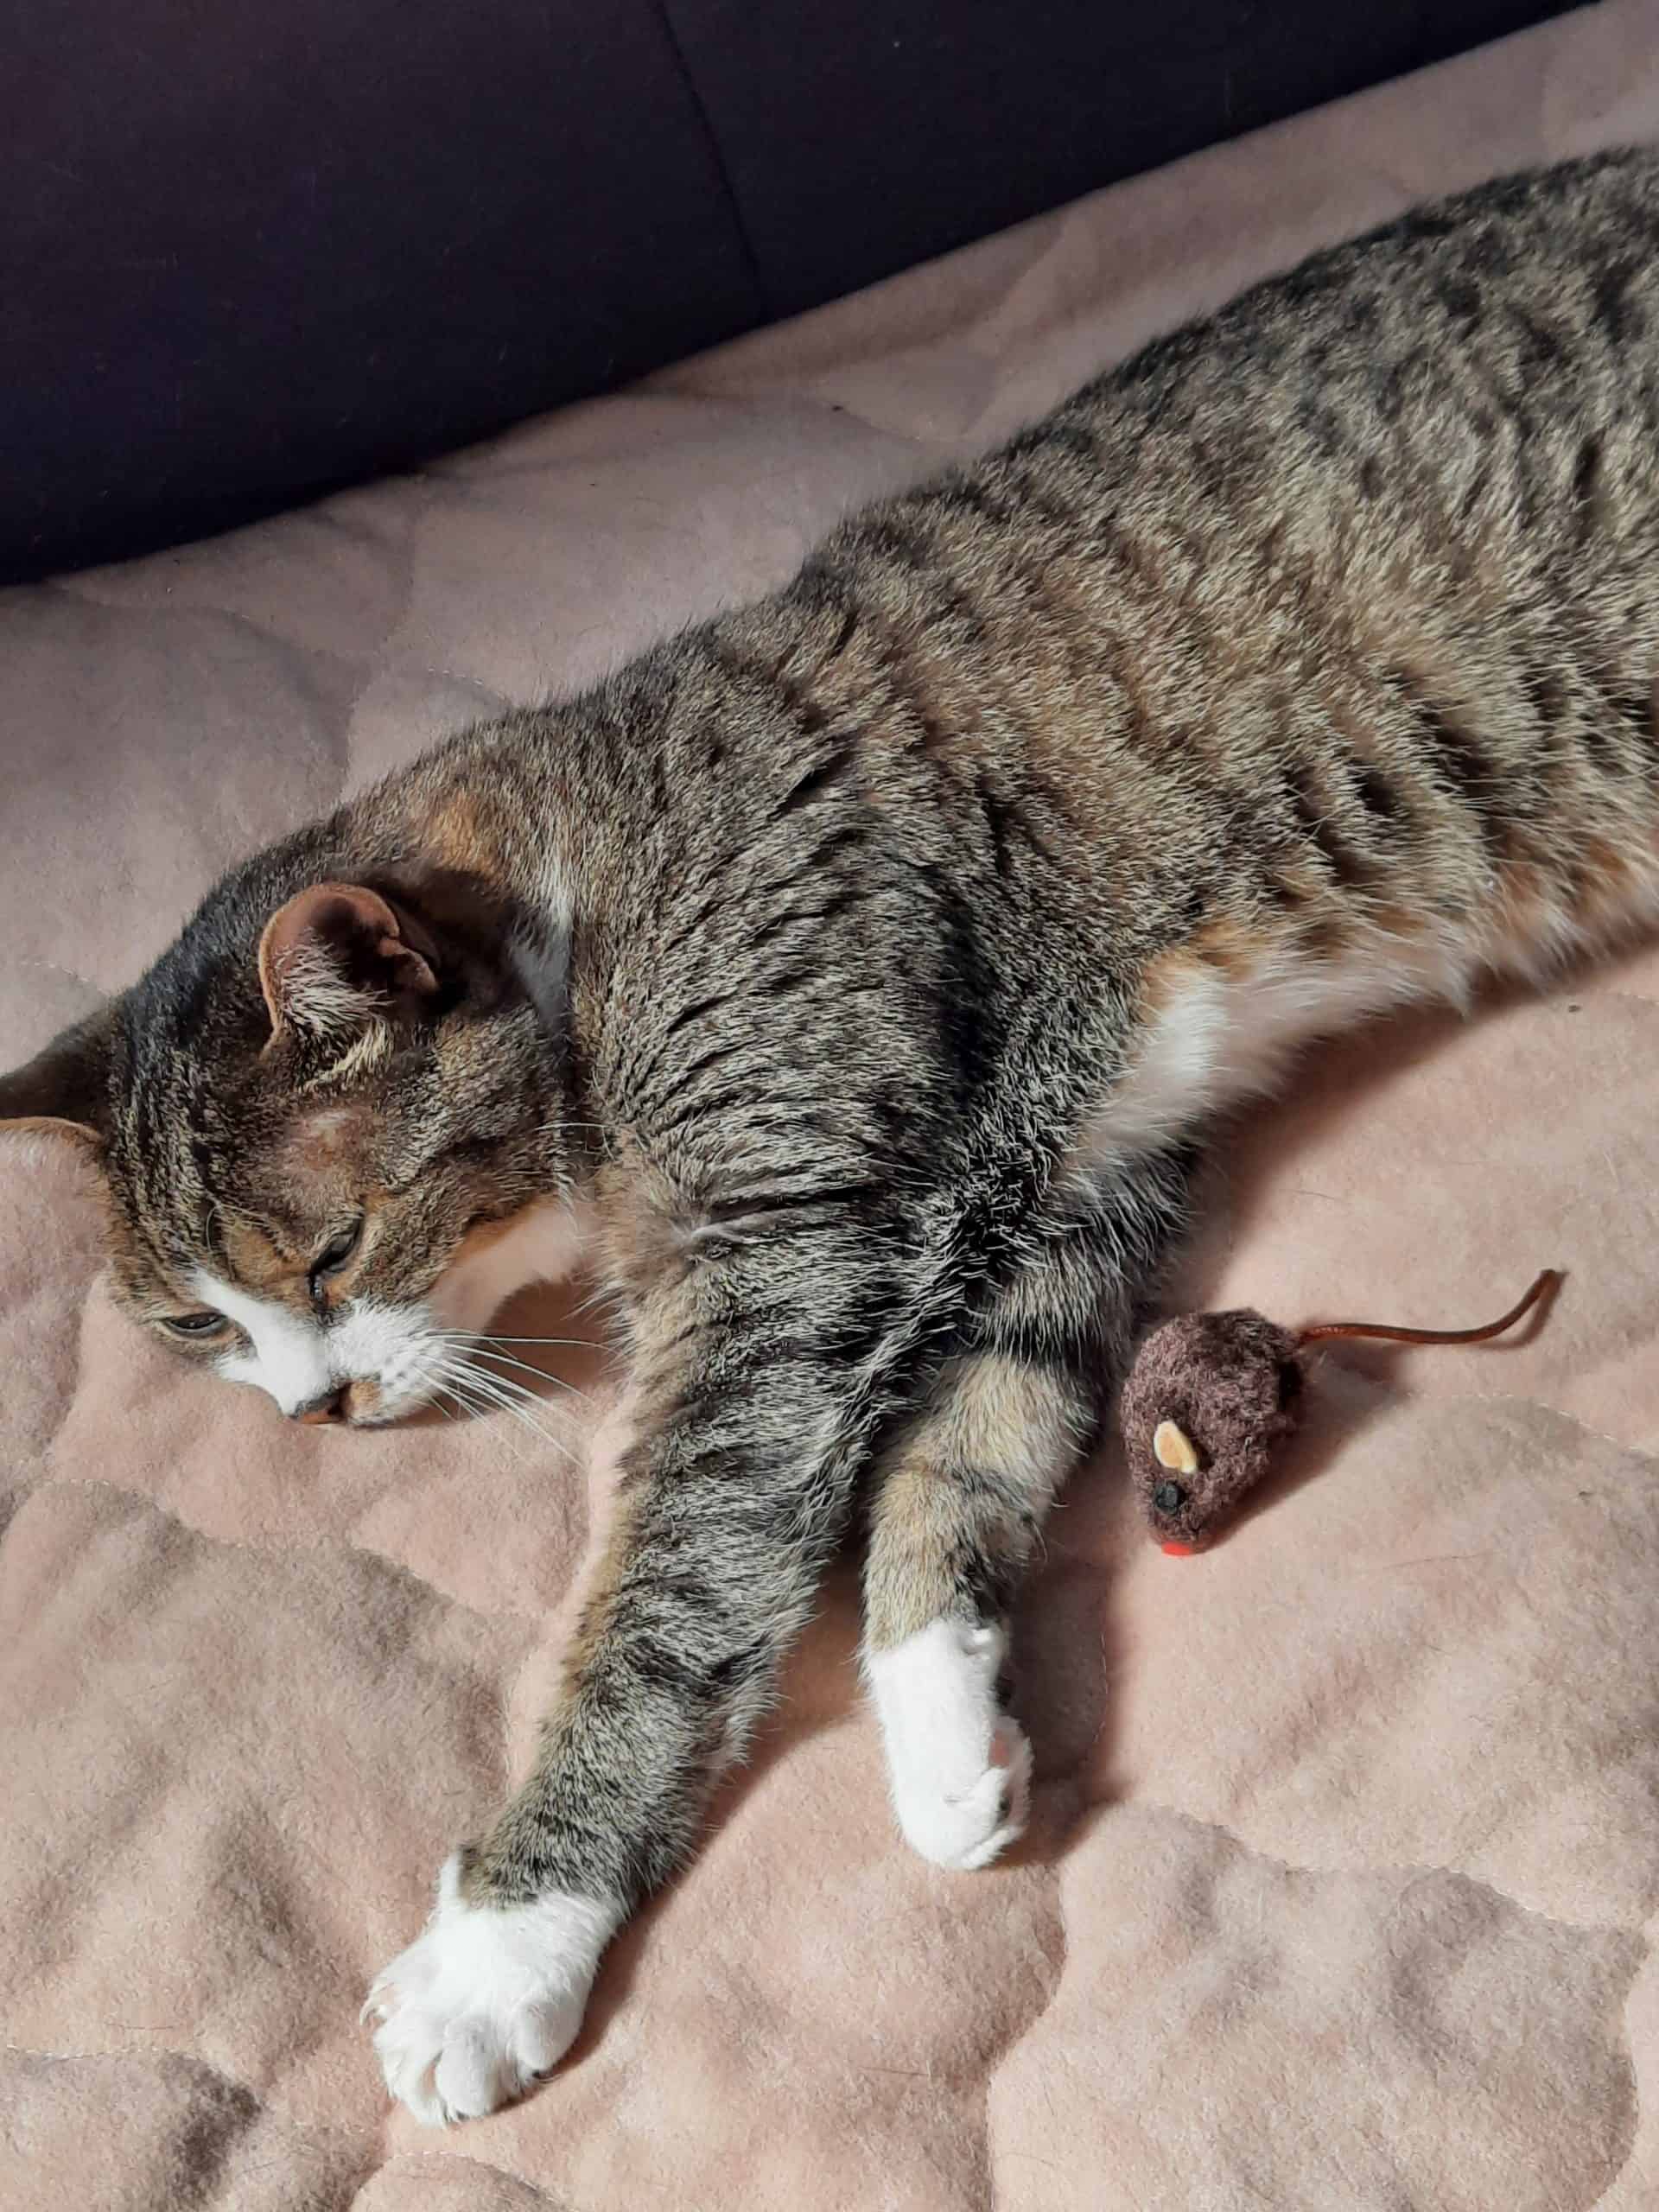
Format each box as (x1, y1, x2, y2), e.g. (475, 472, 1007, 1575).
(863, 1351, 1085, 1868)
(863, 1146, 1194, 1869)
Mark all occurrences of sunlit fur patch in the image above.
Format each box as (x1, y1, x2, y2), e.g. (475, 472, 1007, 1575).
(280, 1104, 371, 1179)
(427, 1200, 596, 1335)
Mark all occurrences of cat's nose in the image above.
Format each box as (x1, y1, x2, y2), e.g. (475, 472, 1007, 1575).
(290, 1384, 349, 1426)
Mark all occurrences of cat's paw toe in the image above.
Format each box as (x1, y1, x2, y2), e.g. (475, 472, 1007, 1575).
(365, 1853, 617, 2125)
(893, 1713, 1032, 1871)
(870, 1618, 1033, 1872)
(368, 1974, 584, 2126)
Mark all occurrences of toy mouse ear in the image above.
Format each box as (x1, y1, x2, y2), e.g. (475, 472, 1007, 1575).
(1152, 1420, 1199, 1474)
(0, 1000, 123, 1155)
(257, 883, 439, 1046)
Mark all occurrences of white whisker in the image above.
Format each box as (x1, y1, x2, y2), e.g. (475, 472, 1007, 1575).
(424, 1366, 534, 1463)
(432, 1350, 577, 1464)
(449, 1331, 597, 1351)
(467, 1344, 588, 1400)
(571, 1279, 627, 1323)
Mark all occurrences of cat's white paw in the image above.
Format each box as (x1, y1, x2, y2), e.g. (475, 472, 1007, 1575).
(868, 1618, 1032, 1872)
(895, 1708, 1033, 1871)
(365, 1854, 619, 2125)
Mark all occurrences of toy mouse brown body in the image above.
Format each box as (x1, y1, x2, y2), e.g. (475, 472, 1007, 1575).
(1120, 1271, 1560, 1554)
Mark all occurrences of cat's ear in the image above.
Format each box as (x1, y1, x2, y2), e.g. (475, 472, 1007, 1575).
(258, 882, 440, 1046)
(0, 1001, 122, 1154)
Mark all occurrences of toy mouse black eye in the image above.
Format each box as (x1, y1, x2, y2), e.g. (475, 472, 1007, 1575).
(1153, 1480, 1188, 1514)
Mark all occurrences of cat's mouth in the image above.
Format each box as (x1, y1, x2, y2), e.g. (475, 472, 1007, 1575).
(281, 1334, 565, 1434)
(278, 1373, 417, 1428)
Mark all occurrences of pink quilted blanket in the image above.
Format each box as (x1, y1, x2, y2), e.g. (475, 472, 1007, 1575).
(3, 6, 1657, 2205)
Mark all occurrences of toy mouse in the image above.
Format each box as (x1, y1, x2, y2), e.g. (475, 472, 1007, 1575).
(1119, 1269, 1560, 1556)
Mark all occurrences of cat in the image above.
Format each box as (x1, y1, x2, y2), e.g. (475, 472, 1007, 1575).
(6, 148, 1659, 2126)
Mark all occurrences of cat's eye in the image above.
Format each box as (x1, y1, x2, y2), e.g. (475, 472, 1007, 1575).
(162, 1311, 227, 1338)
(309, 1216, 364, 1285)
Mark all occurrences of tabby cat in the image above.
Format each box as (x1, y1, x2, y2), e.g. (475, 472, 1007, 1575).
(6, 151, 1659, 2125)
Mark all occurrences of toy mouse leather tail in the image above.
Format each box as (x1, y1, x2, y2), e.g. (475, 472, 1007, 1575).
(1294, 1268, 1561, 1351)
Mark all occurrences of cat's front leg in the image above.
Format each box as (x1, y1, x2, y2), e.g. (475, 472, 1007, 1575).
(367, 1225, 878, 2123)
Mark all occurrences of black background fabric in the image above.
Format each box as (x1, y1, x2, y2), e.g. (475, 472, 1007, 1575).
(1, 0, 1571, 584)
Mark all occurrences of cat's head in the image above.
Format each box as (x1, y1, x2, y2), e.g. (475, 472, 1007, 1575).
(0, 854, 581, 1425)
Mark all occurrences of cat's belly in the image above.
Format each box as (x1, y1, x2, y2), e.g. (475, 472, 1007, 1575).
(1065, 837, 1659, 1179)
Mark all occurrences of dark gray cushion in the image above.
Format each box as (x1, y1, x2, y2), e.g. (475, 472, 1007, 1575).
(1, 0, 1570, 584)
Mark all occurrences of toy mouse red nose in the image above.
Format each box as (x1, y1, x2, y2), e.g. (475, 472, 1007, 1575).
(1161, 1540, 1201, 1557)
